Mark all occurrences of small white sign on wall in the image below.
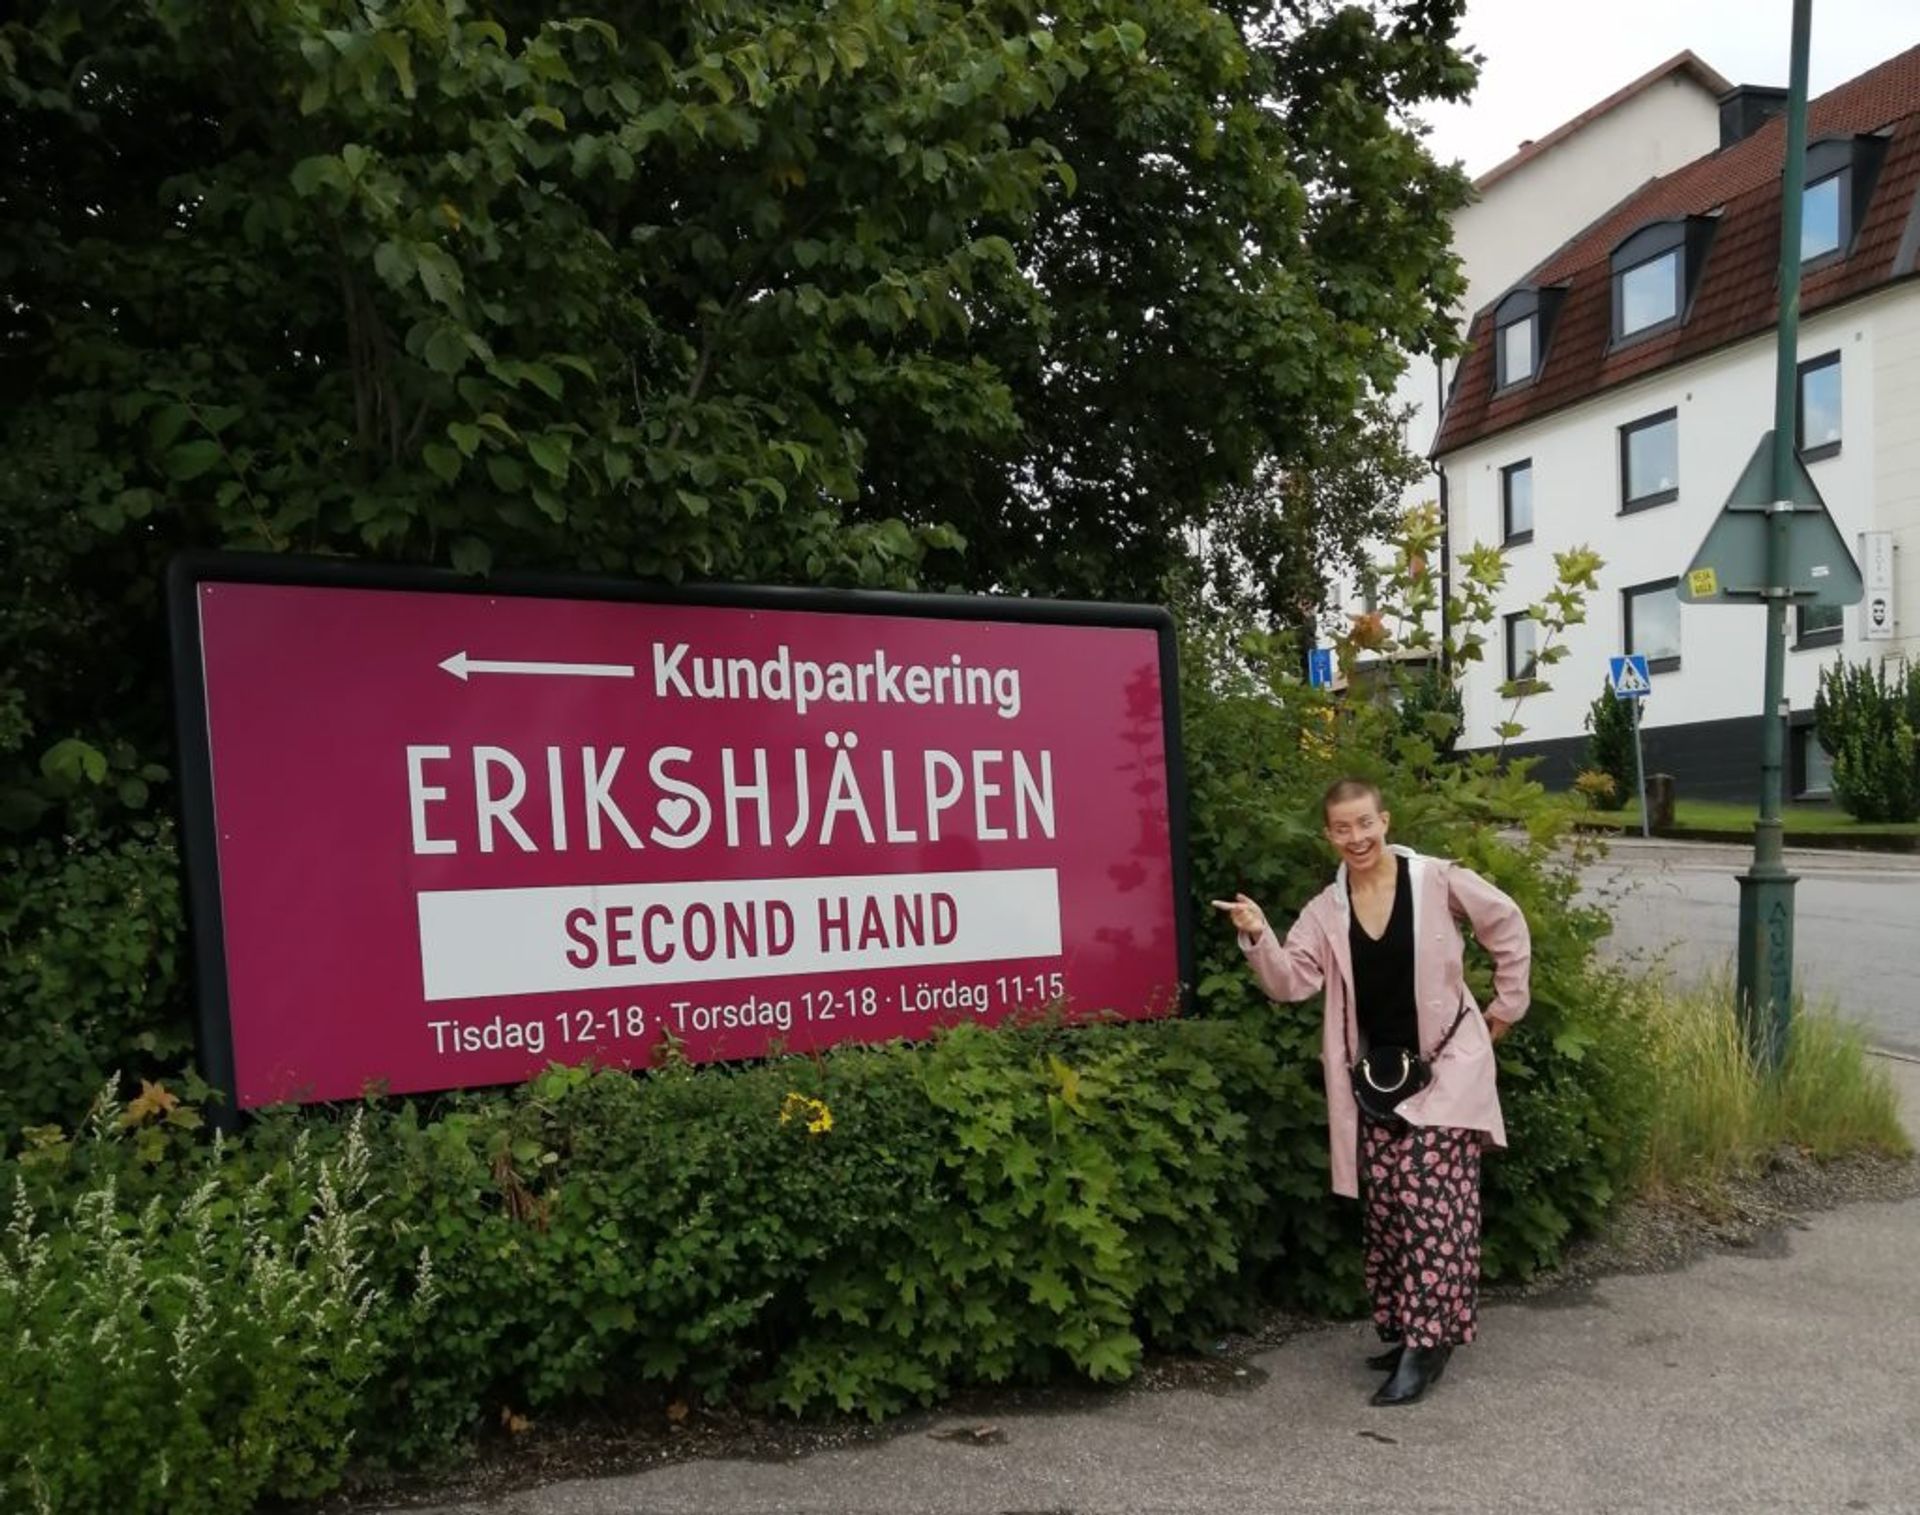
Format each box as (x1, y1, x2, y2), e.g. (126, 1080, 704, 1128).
(1861, 530, 1895, 641)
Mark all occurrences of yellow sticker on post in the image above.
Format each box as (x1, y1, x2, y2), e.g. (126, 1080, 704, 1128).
(1687, 567, 1719, 597)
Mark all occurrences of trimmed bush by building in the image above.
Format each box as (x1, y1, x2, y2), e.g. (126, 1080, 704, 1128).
(1814, 658, 1920, 823)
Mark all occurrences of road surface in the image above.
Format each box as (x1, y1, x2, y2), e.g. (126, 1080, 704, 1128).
(1579, 837, 1920, 1057)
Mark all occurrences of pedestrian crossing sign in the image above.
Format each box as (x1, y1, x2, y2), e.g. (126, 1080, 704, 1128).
(1608, 654, 1652, 699)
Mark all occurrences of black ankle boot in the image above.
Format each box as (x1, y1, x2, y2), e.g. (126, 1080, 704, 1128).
(1365, 1344, 1403, 1372)
(1370, 1344, 1451, 1406)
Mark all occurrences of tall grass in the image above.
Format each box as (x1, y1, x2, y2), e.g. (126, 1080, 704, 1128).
(1629, 970, 1912, 1195)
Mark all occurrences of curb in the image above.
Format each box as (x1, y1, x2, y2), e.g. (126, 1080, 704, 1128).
(1572, 821, 1920, 855)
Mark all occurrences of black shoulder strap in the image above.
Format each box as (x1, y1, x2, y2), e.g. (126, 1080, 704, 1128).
(1425, 995, 1475, 1061)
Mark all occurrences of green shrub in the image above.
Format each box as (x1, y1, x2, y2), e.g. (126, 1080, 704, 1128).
(1583, 680, 1637, 804)
(1392, 666, 1464, 758)
(0, 518, 1843, 1485)
(1814, 658, 1920, 822)
(1573, 768, 1619, 809)
(0, 818, 188, 1136)
(0, 1092, 423, 1515)
(10, 935, 1895, 1492)
(320, 1016, 1304, 1456)
(769, 1014, 1305, 1416)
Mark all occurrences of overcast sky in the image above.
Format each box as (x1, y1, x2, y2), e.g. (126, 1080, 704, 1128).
(1421, 0, 1920, 180)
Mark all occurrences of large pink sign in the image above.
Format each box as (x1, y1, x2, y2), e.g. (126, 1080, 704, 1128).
(169, 561, 1190, 1107)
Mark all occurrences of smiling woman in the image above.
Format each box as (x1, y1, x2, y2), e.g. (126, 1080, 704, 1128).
(1211, 776, 1532, 1409)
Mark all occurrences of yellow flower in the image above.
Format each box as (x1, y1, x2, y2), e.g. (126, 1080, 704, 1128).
(779, 1091, 832, 1136)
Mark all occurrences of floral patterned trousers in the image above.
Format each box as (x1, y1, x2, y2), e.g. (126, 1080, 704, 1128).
(1360, 1120, 1484, 1349)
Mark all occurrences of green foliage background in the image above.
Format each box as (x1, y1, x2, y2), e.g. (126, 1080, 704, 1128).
(2, 0, 1473, 1134)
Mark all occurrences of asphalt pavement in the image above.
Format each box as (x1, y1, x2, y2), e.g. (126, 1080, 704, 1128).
(397, 1053, 1920, 1515)
(1579, 837, 1920, 1057)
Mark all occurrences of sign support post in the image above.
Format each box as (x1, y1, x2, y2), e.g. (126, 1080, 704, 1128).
(1737, 0, 1812, 1073)
(1679, 0, 1861, 1072)
(1608, 653, 1653, 837)
(1632, 696, 1650, 839)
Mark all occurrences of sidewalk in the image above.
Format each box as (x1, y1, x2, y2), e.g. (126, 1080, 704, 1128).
(398, 1060, 1920, 1515)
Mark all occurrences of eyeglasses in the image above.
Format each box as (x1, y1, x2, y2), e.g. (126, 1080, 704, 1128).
(1326, 814, 1382, 842)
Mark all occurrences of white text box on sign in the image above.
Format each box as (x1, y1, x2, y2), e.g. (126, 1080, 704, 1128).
(417, 868, 1063, 1001)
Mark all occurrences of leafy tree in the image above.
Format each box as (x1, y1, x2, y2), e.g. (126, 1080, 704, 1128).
(1201, 398, 1428, 638)
(870, 3, 1474, 602)
(0, 0, 1474, 1128)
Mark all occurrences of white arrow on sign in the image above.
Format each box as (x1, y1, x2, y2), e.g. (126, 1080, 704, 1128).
(439, 651, 636, 682)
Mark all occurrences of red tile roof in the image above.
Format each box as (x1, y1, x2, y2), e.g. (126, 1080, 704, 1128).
(1433, 45, 1920, 460)
(1472, 51, 1734, 193)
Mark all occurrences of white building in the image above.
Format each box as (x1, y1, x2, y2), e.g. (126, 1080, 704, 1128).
(1431, 45, 1920, 802)
(1370, 55, 1734, 595)
(1336, 55, 1734, 678)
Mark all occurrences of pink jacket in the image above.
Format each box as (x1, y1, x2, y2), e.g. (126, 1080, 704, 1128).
(1239, 846, 1531, 1198)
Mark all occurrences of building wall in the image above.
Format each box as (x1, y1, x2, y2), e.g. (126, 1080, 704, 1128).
(1439, 283, 1919, 794)
(1387, 71, 1727, 475)
(1872, 281, 1920, 664)
(1498, 714, 1773, 804)
(1451, 77, 1728, 337)
(1346, 69, 1729, 641)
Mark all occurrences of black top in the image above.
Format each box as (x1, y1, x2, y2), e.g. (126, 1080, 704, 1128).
(1348, 854, 1420, 1053)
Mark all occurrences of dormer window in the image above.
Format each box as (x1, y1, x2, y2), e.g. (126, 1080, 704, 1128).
(1619, 249, 1679, 332)
(1800, 134, 1889, 264)
(1610, 217, 1717, 344)
(1803, 173, 1843, 260)
(1492, 285, 1564, 392)
(1500, 317, 1534, 385)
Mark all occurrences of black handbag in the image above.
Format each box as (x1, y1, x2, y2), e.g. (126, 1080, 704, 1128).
(1347, 998, 1473, 1132)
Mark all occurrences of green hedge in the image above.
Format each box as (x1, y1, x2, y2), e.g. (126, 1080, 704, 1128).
(347, 1016, 1310, 1455)
(4, 966, 1644, 1508)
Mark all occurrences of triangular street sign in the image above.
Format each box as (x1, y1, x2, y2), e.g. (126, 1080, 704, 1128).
(1609, 654, 1651, 697)
(1679, 433, 1863, 607)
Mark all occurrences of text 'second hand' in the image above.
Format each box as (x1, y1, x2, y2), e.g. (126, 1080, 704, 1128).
(1209, 893, 1268, 939)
